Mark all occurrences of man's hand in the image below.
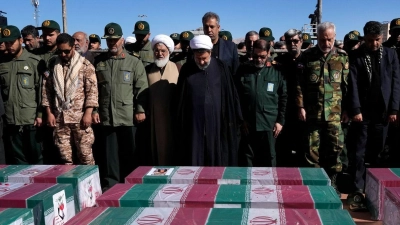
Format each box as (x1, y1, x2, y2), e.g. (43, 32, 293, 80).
(298, 108, 306, 121)
(352, 113, 363, 122)
(34, 117, 42, 127)
(341, 111, 349, 123)
(81, 112, 92, 129)
(241, 120, 250, 136)
(388, 114, 397, 123)
(135, 113, 146, 123)
(273, 123, 283, 138)
(47, 113, 56, 127)
(92, 113, 100, 124)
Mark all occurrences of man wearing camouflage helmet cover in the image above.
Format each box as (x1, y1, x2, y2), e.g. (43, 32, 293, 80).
(93, 22, 149, 190)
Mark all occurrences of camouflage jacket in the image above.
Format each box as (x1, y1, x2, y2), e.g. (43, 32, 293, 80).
(42, 56, 99, 123)
(296, 47, 349, 122)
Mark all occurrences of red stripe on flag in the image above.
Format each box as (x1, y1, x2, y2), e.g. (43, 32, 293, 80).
(170, 208, 211, 225)
(196, 167, 225, 184)
(96, 184, 135, 207)
(32, 165, 76, 183)
(368, 168, 400, 186)
(125, 166, 153, 184)
(183, 184, 219, 207)
(0, 165, 7, 169)
(0, 183, 55, 208)
(283, 209, 322, 225)
(66, 207, 108, 224)
(275, 168, 302, 185)
(279, 186, 314, 209)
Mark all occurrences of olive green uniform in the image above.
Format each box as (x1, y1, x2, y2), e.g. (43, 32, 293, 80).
(296, 47, 349, 175)
(0, 49, 44, 164)
(94, 50, 148, 189)
(132, 41, 154, 67)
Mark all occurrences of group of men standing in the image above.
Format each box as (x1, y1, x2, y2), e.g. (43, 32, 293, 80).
(0, 13, 400, 210)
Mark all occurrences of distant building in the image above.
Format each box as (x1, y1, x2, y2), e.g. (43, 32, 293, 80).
(381, 22, 390, 42)
(191, 27, 204, 36)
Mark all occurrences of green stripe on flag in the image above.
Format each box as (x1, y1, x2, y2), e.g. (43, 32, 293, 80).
(206, 208, 244, 225)
(27, 184, 75, 213)
(142, 166, 176, 184)
(215, 185, 247, 207)
(390, 168, 400, 178)
(120, 184, 162, 207)
(308, 186, 342, 209)
(0, 165, 32, 182)
(318, 209, 355, 224)
(56, 165, 98, 190)
(222, 167, 249, 184)
(88, 207, 143, 225)
(299, 168, 330, 185)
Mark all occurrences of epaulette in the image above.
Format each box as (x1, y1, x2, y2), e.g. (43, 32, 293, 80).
(132, 52, 141, 59)
(28, 53, 42, 61)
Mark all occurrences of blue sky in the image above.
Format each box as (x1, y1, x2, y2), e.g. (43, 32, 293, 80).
(1, 0, 399, 46)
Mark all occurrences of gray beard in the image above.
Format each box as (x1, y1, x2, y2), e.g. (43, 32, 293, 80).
(195, 60, 211, 70)
(155, 57, 169, 68)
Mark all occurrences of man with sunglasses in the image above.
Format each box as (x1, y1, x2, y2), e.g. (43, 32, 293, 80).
(93, 23, 148, 191)
(0, 25, 45, 164)
(42, 33, 98, 165)
(235, 39, 287, 167)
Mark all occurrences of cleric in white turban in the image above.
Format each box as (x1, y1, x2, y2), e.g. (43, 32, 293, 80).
(176, 35, 243, 167)
(145, 34, 180, 166)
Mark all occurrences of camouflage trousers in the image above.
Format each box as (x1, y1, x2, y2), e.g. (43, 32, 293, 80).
(54, 123, 95, 165)
(306, 121, 344, 173)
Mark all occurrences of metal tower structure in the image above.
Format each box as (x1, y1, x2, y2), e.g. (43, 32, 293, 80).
(32, 0, 40, 27)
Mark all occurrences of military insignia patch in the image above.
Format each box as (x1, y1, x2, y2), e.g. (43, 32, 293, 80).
(90, 34, 96, 38)
(24, 66, 29, 70)
(43, 20, 51, 27)
(3, 29, 11, 37)
(99, 62, 106, 67)
(108, 28, 115, 35)
(222, 35, 228, 40)
(22, 76, 29, 86)
(303, 34, 309, 40)
(345, 62, 349, 70)
(396, 19, 400, 25)
(137, 23, 145, 30)
(333, 71, 340, 80)
(264, 30, 270, 37)
(352, 30, 359, 36)
(123, 72, 131, 82)
(349, 33, 355, 39)
(172, 33, 178, 37)
(267, 83, 274, 92)
(310, 74, 318, 82)
(182, 32, 189, 39)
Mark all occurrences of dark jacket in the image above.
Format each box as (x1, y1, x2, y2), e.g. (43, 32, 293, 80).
(348, 45, 400, 117)
(218, 38, 239, 75)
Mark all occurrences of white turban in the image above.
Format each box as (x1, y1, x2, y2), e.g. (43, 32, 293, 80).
(125, 36, 136, 44)
(190, 35, 213, 50)
(151, 34, 174, 53)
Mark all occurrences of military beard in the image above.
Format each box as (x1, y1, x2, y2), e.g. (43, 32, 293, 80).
(155, 56, 169, 68)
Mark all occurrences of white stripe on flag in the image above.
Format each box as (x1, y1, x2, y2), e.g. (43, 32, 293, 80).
(132, 207, 175, 225)
(170, 167, 201, 184)
(250, 168, 275, 185)
(153, 184, 192, 207)
(249, 185, 279, 208)
(7, 165, 54, 183)
(246, 208, 281, 225)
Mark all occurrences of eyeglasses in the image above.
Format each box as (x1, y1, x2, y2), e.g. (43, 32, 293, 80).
(286, 39, 300, 44)
(58, 48, 73, 54)
(253, 54, 268, 59)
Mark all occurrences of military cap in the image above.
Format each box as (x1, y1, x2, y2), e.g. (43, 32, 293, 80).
(344, 31, 360, 43)
(179, 31, 194, 41)
(302, 33, 312, 44)
(133, 21, 150, 35)
(89, 34, 101, 43)
(102, 22, 123, 39)
(259, 27, 275, 41)
(219, 30, 232, 41)
(36, 20, 60, 31)
(170, 33, 180, 41)
(0, 25, 21, 42)
(390, 18, 400, 30)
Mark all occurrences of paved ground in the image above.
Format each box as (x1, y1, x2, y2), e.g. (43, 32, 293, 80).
(341, 194, 382, 225)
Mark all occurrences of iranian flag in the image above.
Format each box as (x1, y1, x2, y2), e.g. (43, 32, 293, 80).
(383, 187, 400, 225)
(0, 208, 34, 225)
(125, 167, 330, 185)
(97, 184, 342, 209)
(365, 168, 400, 220)
(0, 165, 102, 211)
(0, 183, 76, 225)
(66, 207, 356, 225)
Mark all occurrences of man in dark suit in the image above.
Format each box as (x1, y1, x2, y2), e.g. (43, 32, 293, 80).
(202, 12, 239, 75)
(347, 21, 400, 211)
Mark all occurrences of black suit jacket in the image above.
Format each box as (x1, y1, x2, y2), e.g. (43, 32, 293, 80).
(348, 46, 400, 117)
(218, 38, 239, 75)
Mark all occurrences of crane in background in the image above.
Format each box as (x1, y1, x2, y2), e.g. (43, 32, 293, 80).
(32, 0, 40, 27)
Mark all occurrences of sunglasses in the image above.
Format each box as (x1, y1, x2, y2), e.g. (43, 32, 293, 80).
(286, 39, 300, 44)
(58, 48, 73, 54)
(253, 54, 268, 59)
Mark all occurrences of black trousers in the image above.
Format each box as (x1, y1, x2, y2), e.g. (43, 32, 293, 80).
(243, 130, 276, 167)
(99, 126, 137, 189)
(0, 117, 5, 164)
(350, 119, 388, 191)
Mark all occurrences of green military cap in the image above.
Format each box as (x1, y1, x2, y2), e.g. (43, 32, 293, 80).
(259, 27, 275, 41)
(179, 31, 194, 41)
(219, 30, 232, 41)
(89, 34, 101, 43)
(344, 31, 360, 43)
(302, 33, 312, 44)
(170, 33, 180, 41)
(390, 18, 400, 30)
(36, 20, 60, 31)
(102, 22, 123, 39)
(0, 25, 21, 42)
(133, 21, 150, 35)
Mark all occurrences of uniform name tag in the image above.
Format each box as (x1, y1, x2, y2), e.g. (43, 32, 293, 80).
(267, 83, 274, 92)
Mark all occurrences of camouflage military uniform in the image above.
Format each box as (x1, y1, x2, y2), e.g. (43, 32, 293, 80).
(296, 47, 349, 174)
(42, 54, 98, 165)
